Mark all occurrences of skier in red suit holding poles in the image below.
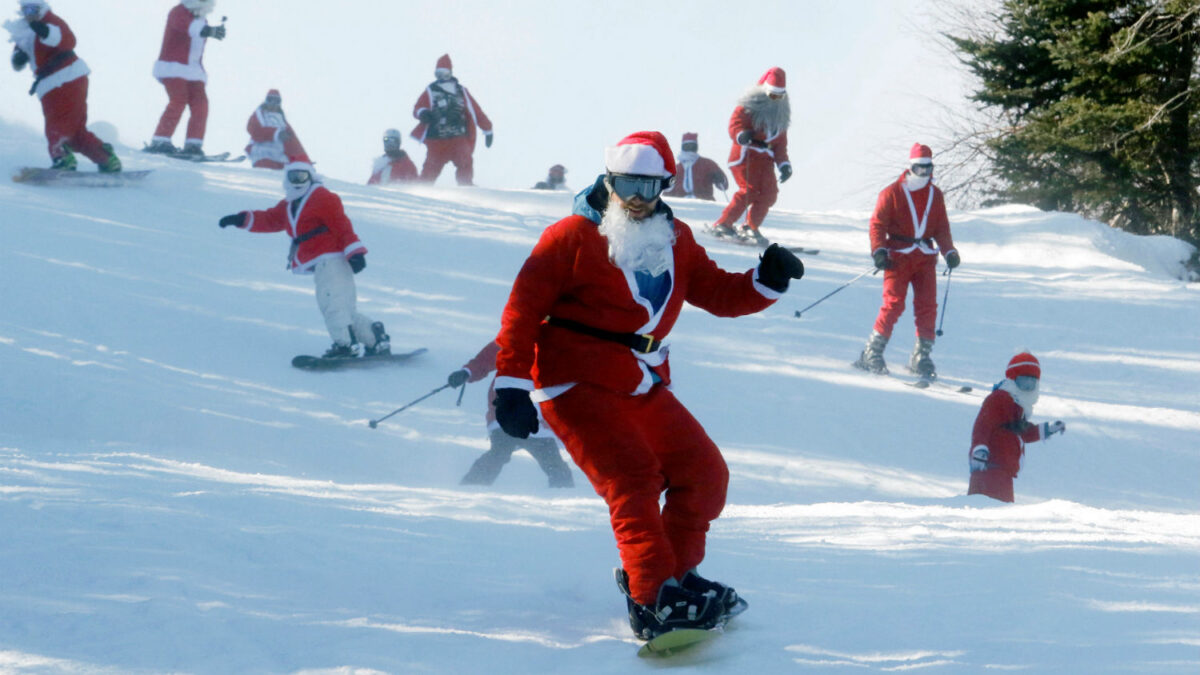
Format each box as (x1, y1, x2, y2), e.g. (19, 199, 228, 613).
(492, 131, 804, 640)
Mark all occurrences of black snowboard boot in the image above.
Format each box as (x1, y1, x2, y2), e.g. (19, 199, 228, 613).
(323, 326, 364, 359)
(680, 568, 742, 619)
(617, 569, 722, 640)
(907, 337, 937, 380)
(366, 321, 391, 356)
(854, 331, 889, 374)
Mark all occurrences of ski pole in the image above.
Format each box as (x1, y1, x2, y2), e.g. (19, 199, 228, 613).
(793, 266, 878, 319)
(936, 267, 953, 337)
(368, 383, 453, 429)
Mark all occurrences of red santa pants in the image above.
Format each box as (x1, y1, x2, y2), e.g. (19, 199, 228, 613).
(873, 252, 939, 340)
(153, 78, 208, 145)
(420, 136, 475, 185)
(40, 77, 107, 163)
(968, 469, 1015, 503)
(716, 154, 778, 230)
(540, 383, 729, 606)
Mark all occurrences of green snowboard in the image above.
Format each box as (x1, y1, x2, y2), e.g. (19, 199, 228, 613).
(637, 627, 719, 657)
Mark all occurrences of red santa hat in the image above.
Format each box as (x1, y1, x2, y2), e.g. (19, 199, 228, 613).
(681, 132, 699, 145)
(1006, 352, 1041, 380)
(19, 0, 49, 16)
(435, 54, 453, 71)
(604, 131, 675, 178)
(181, 0, 216, 17)
(758, 67, 787, 94)
(910, 143, 934, 166)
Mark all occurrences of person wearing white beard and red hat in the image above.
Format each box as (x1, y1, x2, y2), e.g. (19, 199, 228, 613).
(664, 132, 728, 201)
(147, 0, 225, 157)
(6, 0, 121, 172)
(855, 143, 961, 379)
(711, 67, 792, 245)
(410, 53, 493, 185)
(245, 89, 309, 170)
(492, 131, 804, 639)
(968, 353, 1067, 503)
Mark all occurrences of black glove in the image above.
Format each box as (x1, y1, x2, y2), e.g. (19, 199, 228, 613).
(494, 388, 539, 438)
(278, 128, 294, 143)
(778, 164, 793, 183)
(945, 250, 961, 270)
(757, 243, 805, 292)
(447, 369, 469, 388)
(736, 130, 753, 146)
(218, 213, 245, 228)
(200, 25, 225, 39)
(28, 21, 49, 39)
(484, 132, 493, 148)
(872, 248, 892, 270)
(11, 49, 28, 71)
(348, 254, 366, 274)
(418, 110, 434, 125)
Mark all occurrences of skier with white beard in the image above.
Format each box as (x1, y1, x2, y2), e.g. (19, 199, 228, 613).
(216, 159, 390, 359)
(491, 131, 805, 639)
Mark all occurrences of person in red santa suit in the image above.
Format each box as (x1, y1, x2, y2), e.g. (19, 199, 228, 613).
(969, 353, 1067, 503)
(854, 143, 961, 378)
(367, 129, 418, 185)
(7, 0, 121, 172)
(147, 0, 224, 157)
(245, 89, 309, 170)
(711, 67, 792, 245)
(664, 132, 727, 201)
(532, 164, 567, 190)
(446, 341, 574, 488)
(216, 160, 391, 359)
(411, 54, 493, 185)
(493, 131, 804, 639)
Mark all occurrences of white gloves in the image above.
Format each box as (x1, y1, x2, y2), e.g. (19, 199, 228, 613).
(970, 445, 990, 473)
(1042, 420, 1066, 438)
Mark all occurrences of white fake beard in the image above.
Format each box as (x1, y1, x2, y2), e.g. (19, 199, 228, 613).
(183, 0, 216, 17)
(598, 202, 676, 276)
(739, 88, 791, 136)
(999, 378, 1039, 417)
(284, 178, 313, 201)
(905, 171, 931, 191)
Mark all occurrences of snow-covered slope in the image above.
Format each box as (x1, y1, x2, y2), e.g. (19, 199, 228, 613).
(2, 119, 1198, 674)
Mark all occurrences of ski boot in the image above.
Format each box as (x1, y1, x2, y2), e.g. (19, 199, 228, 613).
(145, 139, 178, 154)
(98, 143, 122, 173)
(179, 141, 204, 158)
(907, 337, 937, 380)
(680, 568, 746, 620)
(853, 330, 889, 374)
(50, 149, 77, 171)
(710, 222, 738, 238)
(365, 321, 391, 356)
(616, 568, 722, 640)
(737, 225, 769, 247)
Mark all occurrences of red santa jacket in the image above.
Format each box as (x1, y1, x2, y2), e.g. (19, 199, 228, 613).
(869, 174, 956, 257)
(244, 107, 307, 156)
(237, 186, 366, 275)
(368, 153, 418, 185)
(666, 155, 728, 201)
(153, 3, 208, 82)
(11, 10, 90, 99)
(971, 384, 1050, 478)
(495, 182, 779, 396)
(410, 79, 493, 146)
(726, 105, 790, 169)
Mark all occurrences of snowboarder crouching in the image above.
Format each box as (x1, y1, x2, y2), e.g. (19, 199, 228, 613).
(664, 132, 727, 201)
(367, 129, 418, 185)
(217, 160, 390, 358)
(531, 164, 567, 190)
(968, 352, 1066, 503)
(447, 341, 573, 488)
(493, 131, 804, 639)
(245, 89, 308, 169)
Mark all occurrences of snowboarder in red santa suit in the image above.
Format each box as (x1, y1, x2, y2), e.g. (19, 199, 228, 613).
(664, 132, 728, 201)
(493, 131, 805, 639)
(968, 353, 1067, 503)
(711, 67, 792, 244)
(531, 164, 567, 190)
(7, 1, 121, 172)
(147, 0, 224, 157)
(446, 341, 574, 488)
(216, 160, 391, 359)
(855, 143, 961, 378)
(367, 129, 418, 185)
(245, 89, 309, 170)
(411, 54, 493, 185)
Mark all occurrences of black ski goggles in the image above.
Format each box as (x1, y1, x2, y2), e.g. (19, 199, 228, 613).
(265, 95, 282, 106)
(286, 169, 312, 184)
(20, 4, 40, 17)
(607, 173, 668, 202)
(910, 163, 934, 177)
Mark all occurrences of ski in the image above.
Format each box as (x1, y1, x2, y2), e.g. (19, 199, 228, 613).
(12, 168, 152, 187)
(292, 347, 427, 371)
(702, 225, 818, 254)
(143, 146, 246, 163)
(852, 360, 974, 393)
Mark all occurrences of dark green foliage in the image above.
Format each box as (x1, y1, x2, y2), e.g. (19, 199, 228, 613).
(951, 0, 1200, 246)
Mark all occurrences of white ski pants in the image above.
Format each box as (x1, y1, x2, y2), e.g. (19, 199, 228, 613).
(312, 256, 377, 347)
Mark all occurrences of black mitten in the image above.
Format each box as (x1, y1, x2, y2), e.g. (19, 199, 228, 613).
(348, 254, 366, 274)
(218, 213, 245, 228)
(757, 243, 805, 292)
(494, 388, 539, 438)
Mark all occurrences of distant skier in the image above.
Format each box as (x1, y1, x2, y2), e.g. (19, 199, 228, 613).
(854, 143, 960, 379)
(245, 89, 308, 169)
(6, 0, 121, 172)
(711, 67, 792, 245)
(217, 160, 391, 359)
(367, 129, 417, 185)
(664, 132, 727, 201)
(448, 341, 574, 488)
(411, 54, 493, 185)
(492, 131, 804, 639)
(968, 353, 1066, 503)
(147, 0, 224, 157)
(532, 164, 567, 190)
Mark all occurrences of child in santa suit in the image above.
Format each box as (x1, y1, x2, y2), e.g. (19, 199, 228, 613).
(968, 352, 1067, 502)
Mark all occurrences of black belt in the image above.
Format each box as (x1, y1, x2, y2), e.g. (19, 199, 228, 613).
(287, 225, 328, 268)
(29, 50, 75, 96)
(888, 234, 934, 247)
(545, 316, 661, 354)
